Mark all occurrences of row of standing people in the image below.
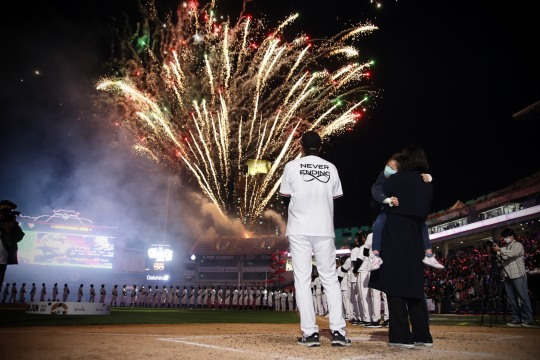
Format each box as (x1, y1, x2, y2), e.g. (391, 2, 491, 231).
(1, 282, 297, 311)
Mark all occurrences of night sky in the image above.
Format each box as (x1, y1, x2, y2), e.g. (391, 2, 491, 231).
(1, 0, 538, 234)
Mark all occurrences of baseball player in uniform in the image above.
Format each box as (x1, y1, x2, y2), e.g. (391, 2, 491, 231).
(9, 283, 17, 303)
(2, 283, 9, 303)
(267, 289, 273, 310)
(279, 131, 350, 347)
(310, 279, 317, 314)
(167, 285, 173, 308)
(18, 283, 26, 303)
(274, 289, 281, 311)
(160, 285, 168, 307)
(154, 285, 160, 307)
(197, 287, 203, 308)
(248, 287, 254, 310)
(52, 283, 58, 301)
(262, 288, 268, 310)
(338, 257, 354, 320)
(121, 285, 127, 306)
(129, 285, 137, 307)
(138, 286, 146, 307)
(147, 285, 153, 307)
(243, 287, 249, 310)
(100, 284, 106, 303)
(224, 286, 230, 309)
(30, 283, 36, 302)
(181, 286, 188, 308)
(89, 284, 96, 303)
(189, 286, 195, 309)
(175, 286, 181, 308)
(288, 289, 295, 311)
(39, 283, 46, 301)
(321, 285, 328, 315)
(314, 276, 324, 315)
(238, 287, 244, 309)
(281, 290, 288, 311)
(201, 286, 208, 309)
(255, 287, 261, 310)
(210, 287, 216, 308)
(350, 235, 363, 324)
(111, 285, 118, 306)
(217, 286, 224, 309)
(366, 233, 385, 327)
(357, 234, 374, 325)
(232, 287, 239, 309)
(77, 284, 84, 302)
(63, 284, 70, 302)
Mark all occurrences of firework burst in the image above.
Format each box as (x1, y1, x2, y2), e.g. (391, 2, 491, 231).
(97, 0, 377, 224)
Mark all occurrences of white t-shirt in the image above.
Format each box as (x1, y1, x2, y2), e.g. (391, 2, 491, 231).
(279, 155, 343, 237)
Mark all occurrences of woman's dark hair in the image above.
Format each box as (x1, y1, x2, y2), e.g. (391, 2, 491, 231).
(400, 145, 429, 172)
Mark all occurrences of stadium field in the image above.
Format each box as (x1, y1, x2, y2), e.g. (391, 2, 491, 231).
(1, 309, 539, 359)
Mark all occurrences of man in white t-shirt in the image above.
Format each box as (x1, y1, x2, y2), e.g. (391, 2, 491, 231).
(279, 131, 350, 347)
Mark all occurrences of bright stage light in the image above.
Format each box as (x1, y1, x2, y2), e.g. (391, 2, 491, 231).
(191, 254, 196, 261)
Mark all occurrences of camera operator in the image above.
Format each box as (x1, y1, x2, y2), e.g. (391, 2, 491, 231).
(492, 228, 534, 327)
(0, 200, 25, 286)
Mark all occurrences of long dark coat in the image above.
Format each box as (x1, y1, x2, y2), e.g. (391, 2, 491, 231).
(368, 170, 432, 299)
(1, 224, 25, 265)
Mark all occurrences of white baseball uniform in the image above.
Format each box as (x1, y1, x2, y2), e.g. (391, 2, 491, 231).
(280, 154, 346, 336)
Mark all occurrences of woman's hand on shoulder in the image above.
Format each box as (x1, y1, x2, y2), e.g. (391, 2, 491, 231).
(421, 173, 433, 183)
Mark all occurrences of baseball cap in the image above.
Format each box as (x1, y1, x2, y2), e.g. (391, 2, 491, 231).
(301, 131, 322, 151)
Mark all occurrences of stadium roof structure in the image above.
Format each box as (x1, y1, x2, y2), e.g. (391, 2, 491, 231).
(190, 236, 289, 256)
(426, 171, 540, 225)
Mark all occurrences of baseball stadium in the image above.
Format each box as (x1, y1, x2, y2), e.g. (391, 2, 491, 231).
(2, 172, 540, 359)
(1, 1, 540, 359)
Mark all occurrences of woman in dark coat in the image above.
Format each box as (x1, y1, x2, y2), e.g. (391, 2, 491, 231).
(369, 145, 433, 348)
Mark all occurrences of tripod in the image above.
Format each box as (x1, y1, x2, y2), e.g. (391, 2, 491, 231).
(480, 252, 506, 327)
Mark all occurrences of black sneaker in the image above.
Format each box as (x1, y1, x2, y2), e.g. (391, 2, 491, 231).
(383, 319, 390, 327)
(366, 321, 382, 328)
(349, 318, 360, 325)
(331, 331, 352, 347)
(359, 320, 370, 326)
(297, 332, 320, 347)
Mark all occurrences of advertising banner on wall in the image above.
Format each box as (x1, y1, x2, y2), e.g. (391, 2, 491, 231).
(26, 301, 111, 315)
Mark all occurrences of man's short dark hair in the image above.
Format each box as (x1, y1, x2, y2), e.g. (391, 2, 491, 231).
(501, 228, 516, 238)
(301, 131, 322, 153)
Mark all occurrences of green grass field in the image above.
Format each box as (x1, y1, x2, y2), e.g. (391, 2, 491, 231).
(0, 308, 300, 327)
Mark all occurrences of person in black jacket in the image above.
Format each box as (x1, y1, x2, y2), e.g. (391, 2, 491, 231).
(368, 145, 434, 349)
(0, 200, 25, 286)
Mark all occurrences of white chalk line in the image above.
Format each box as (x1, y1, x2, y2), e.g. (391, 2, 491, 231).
(158, 337, 308, 360)
(427, 349, 496, 358)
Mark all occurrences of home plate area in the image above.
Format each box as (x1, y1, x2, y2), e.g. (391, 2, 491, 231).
(1, 322, 540, 360)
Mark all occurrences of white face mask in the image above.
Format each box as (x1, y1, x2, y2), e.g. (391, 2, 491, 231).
(503, 237, 513, 244)
(384, 165, 398, 178)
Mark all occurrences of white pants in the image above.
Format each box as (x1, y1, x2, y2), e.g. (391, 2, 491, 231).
(357, 271, 373, 321)
(371, 290, 389, 321)
(350, 281, 361, 320)
(289, 235, 346, 336)
(341, 287, 354, 320)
